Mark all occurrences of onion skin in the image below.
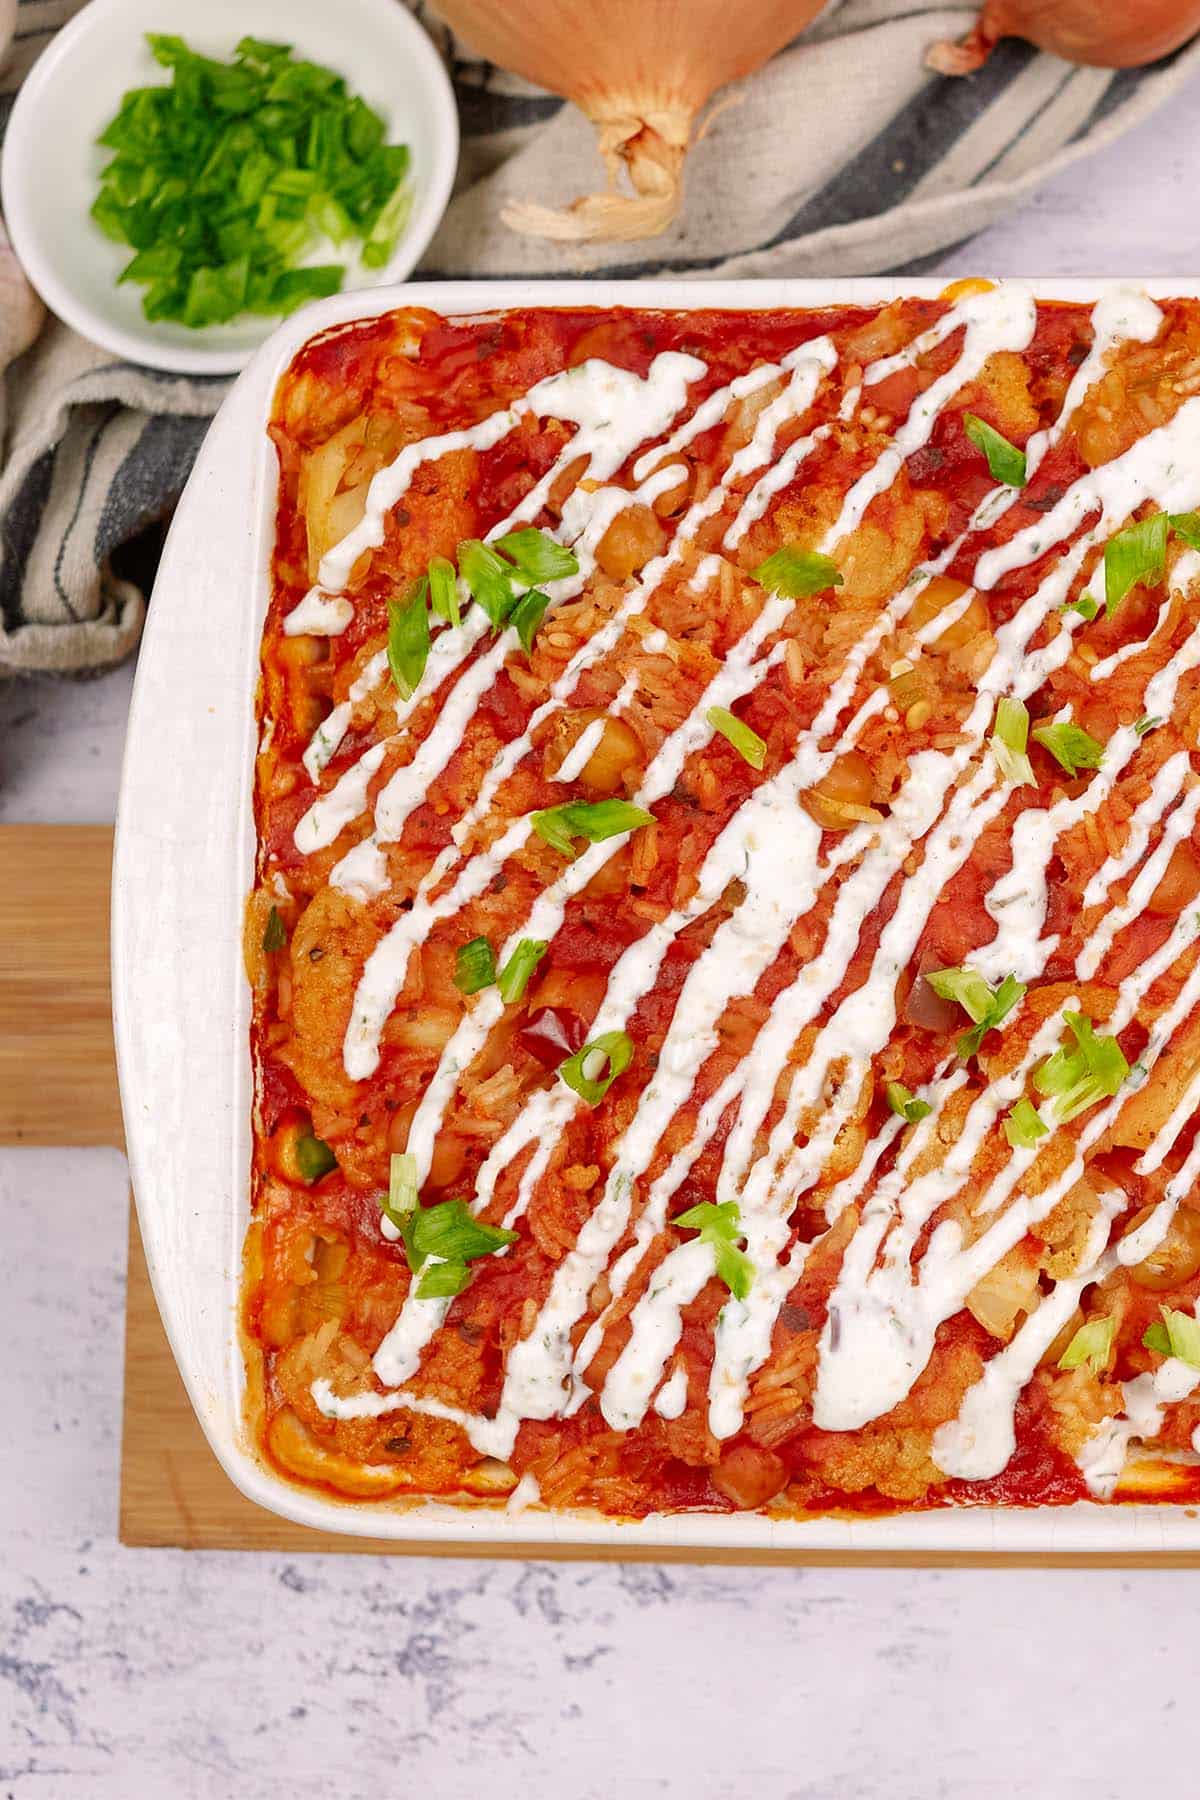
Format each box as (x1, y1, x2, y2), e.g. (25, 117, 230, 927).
(433, 0, 829, 241)
(926, 0, 1200, 74)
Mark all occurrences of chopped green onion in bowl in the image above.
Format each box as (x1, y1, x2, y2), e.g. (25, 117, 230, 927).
(92, 34, 412, 329)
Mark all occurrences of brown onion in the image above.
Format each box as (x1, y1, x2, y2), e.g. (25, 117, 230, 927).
(926, 0, 1200, 74)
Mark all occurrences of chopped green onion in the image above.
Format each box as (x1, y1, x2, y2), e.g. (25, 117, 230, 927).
(93, 36, 410, 327)
(295, 1132, 337, 1183)
(885, 1081, 932, 1124)
(559, 1030, 634, 1106)
(1065, 593, 1099, 622)
(1033, 1010, 1129, 1123)
(1103, 512, 1168, 617)
(406, 1197, 518, 1269)
(387, 577, 429, 699)
(1169, 511, 1200, 552)
(963, 413, 1027, 488)
(1031, 720, 1105, 777)
(926, 966, 1026, 1060)
(1143, 1307, 1200, 1368)
(416, 1259, 471, 1300)
(1057, 1315, 1117, 1373)
(1004, 1097, 1048, 1150)
(458, 539, 519, 626)
(428, 555, 461, 629)
(925, 966, 1000, 1024)
(752, 545, 843, 599)
(497, 938, 548, 1004)
(385, 1151, 419, 1228)
(454, 936, 496, 996)
(494, 527, 579, 585)
(262, 904, 287, 953)
(509, 588, 552, 654)
(706, 705, 767, 770)
(673, 1200, 754, 1301)
(1134, 715, 1162, 738)
(532, 799, 654, 859)
(990, 695, 1035, 787)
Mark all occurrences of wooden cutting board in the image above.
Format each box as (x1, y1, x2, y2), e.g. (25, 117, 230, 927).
(6, 823, 1198, 1564)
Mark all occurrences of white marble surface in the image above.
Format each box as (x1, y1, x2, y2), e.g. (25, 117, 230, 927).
(9, 69, 1200, 1795)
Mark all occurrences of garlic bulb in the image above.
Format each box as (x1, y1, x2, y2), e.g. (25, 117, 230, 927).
(926, 0, 1200, 74)
(433, 0, 829, 242)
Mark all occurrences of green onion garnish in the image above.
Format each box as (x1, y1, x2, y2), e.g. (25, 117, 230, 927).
(494, 527, 579, 585)
(532, 799, 654, 859)
(925, 966, 1026, 1060)
(416, 1259, 471, 1300)
(1031, 720, 1105, 777)
(1143, 1307, 1200, 1366)
(1134, 715, 1162, 738)
(885, 1081, 932, 1124)
(405, 1197, 517, 1271)
(458, 530, 577, 632)
(262, 905, 287, 953)
(752, 545, 843, 599)
(454, 936, 496, 996)
(93, 35, 410, 327)
(384, 1150, 419, 1231)
(510, 588, 552, 654)
(458, 539, 519, 627)
(1168, 511, 1200, 552)
(963, 413, 1027, 488)
(387, 577, 430, 700)
(497, 938, 548, 1004)
(673, 1200, 754, 1301)
(706, 705, 767, 770)
(428, 555, 461, 629)
(1065, 593, 1099, 622)
(295, 1132, 338, 1183)
(1004, 1097, 1048, 1150)
(1057, 1315, 1116, 1373)
(559, 1030, 634, 1106)
(990, 695, 1035, 787)
(1033, 1010, 1129, 1123)
(1103, 512, 1168, 617)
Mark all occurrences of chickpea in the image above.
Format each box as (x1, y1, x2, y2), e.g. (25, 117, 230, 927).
(595, 505, 668, 582)
(1123, 1202, 1200, 1291)
(543, 708, 642, 797)
(906, 575, 989, 651)
(1148, 841, 1200, 917)
(802, 750, 877, 831)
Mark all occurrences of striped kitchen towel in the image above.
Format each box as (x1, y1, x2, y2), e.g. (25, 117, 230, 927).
(3, 0, 1200, 675)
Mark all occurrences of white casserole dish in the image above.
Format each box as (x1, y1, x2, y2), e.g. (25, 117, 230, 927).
(113, 278, 1200, 1555)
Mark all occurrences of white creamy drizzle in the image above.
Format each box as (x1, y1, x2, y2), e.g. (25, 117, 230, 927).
(550, 671, 640, 784)
(654, 1364, 689, 1420)
(294, 742, 388, 856)
(629, 359, 788, 484)
(819, 878, 1200, 1443)
(974, 397, 1200, 598)
(522, 290, 1042, 1436)
(931, 1200, 1120, 1481)
(1089, 599, 1174, 683)
(1076, 1315, 1200, 1500)
(303, 703, 353, 783)
(301, 649, 390, 784)
(342, 344, 842, 1084)
(1076, 761, 1200, 979)
(282, 589, 354, 637)
(311, 284, 1193, 1470)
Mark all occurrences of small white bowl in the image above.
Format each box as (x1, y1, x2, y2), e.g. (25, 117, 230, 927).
(1, 0, 458, 374)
